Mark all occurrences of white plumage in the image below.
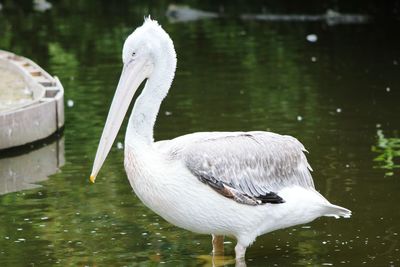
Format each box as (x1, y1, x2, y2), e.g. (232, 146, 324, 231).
(90, 17, 351, 260)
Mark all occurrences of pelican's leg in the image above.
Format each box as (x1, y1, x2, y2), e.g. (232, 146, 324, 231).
(234, 243, 247, 259)
(212, 234, 224, 256)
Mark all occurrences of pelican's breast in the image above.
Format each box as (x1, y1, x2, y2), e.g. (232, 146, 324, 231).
(124, 145, 202, 226)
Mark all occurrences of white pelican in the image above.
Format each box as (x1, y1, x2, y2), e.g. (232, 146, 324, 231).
(90, 17, 351, 260)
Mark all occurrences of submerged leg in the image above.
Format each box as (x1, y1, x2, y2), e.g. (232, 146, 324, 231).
(212, 234, 224, 256)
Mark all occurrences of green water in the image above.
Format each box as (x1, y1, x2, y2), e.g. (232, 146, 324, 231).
(1, 1, 400, 266)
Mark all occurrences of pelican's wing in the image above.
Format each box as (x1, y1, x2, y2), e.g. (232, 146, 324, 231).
(155, 131, 314, 206)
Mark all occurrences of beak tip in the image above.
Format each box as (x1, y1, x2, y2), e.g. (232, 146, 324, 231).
(89, 175, 96, 184)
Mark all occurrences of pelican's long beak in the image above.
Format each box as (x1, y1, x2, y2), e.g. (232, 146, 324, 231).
(90, 58, 149, 183)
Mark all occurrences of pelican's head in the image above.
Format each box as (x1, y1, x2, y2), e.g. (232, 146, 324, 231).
(121, 18, 175, 69)
(90, 17, 176, 183)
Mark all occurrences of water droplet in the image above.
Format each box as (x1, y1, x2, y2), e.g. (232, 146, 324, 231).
(117, 142, 123, 149)
(306, 34, 318, 42)
(67, 99, 74, 107)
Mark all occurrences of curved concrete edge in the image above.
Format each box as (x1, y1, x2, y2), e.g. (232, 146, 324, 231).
(0, 49, 65, 150)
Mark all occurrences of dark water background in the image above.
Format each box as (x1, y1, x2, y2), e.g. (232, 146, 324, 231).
(1, 1, 400, 266)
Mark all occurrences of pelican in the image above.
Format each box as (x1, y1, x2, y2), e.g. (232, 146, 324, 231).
(90, 17, 351, 260)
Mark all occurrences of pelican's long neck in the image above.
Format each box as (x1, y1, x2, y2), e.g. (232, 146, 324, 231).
(126, 47, 176, 146)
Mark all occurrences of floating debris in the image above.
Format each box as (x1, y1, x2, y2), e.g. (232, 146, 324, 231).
(325, 9, 369, 25)
(336, 108, 342, 113)
(165, 111, 172, 116)
(241, 9, 369, 26)
(311, 56, 317, 62)
(386, 87, 391, 92)
(33, 0, 52, 12)
(297, 115, 303, 121)
(166, 4, 219, 23)
(306, 34, 318, 43)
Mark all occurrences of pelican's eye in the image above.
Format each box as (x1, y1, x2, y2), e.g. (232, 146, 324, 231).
(131, 52, 136, 57)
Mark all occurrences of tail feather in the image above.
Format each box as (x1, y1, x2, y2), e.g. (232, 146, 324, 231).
(323, 204, 352, 219)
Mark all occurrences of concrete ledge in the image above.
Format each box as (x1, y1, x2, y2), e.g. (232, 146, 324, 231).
(0, 50, 65, 150)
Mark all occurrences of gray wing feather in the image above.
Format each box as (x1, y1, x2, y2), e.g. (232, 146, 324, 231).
(156, 131, 314, 204)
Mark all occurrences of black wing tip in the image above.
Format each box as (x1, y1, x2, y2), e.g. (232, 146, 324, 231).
(257, 192, 285, 204)
(195, 173, 285, 205)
